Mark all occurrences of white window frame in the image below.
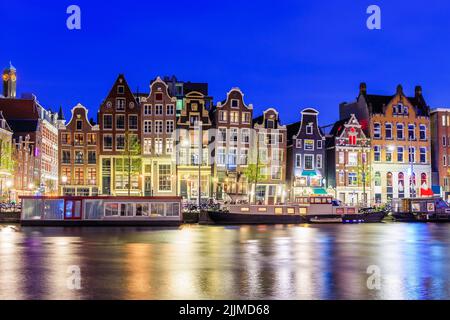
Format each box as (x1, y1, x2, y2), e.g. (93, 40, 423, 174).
(295, 154, 302, 168)
(103, 134, 113, 151)
(316, 154, 323, 169)
(115, 134, 125, 151)
(304, 154, 314, 170)
(144, 120, 152, 134)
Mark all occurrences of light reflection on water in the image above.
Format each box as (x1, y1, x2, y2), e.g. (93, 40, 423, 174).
(0, 223, 450, 300)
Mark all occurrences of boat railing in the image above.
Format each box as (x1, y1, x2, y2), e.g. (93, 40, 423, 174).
(227, 204, 308, 215)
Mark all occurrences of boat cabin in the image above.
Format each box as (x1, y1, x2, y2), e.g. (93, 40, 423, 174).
(294, 196, 358, 216)
(392, 197, 450, 215)
(20, 196, 182, 226)
(227, 204, 307, 215)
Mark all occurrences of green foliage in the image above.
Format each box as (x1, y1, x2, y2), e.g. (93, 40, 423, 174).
(243, 163, 267, 184)
(119, 132, 142, 195)
(0, 139, 15, 174)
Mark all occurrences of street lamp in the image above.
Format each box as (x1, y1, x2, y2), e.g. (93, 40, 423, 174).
(5, 180, 12, 203)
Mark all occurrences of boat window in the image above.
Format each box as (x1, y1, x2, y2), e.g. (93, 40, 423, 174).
(436, 199, 449, 209)
(119, 203, 133, 217)
(43, 199, 64, 220)
(275, 207, 283, 214)
(287, 208, 295, 214)
(322, 198, 327, 204)
(105, 203, 119, 216)
(240, 207, 250, 212)
(166, 203, 180, 216)
(22, 199, 42, 220)
(327, 198, 332, 203)
(85, 200, 103, 219)
(151, 203, 165, 216)
(412, 203, 421, 212)
(257, 207, 267, 212)
(136, 203, 149, 216)
(427, 202, 435, 212)
(299, 208, 307, 215)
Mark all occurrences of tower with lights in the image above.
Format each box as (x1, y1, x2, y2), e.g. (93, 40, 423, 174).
(2, 62, 17, 98)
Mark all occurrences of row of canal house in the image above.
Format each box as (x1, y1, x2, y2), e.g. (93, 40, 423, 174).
(57, 75, 438, 205)
(3, 63, 443, 205)
(58, 74, 290, 204)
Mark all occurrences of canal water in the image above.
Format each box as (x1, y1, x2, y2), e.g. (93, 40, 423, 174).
(1, 222, 450, 300)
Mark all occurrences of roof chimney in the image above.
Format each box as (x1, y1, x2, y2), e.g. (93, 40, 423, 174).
(415, 85, 423, 97)
(359, 82, 367, 95)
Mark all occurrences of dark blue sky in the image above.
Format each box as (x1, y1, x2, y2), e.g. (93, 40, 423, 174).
(2, 0, 450, 126)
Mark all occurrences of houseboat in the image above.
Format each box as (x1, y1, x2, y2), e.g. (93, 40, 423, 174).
(208, 204, 308, 224)
(295, 196, 387, 224)
(208, 196, 387, 225)
(391, 197, 450, 222)
(19, 196, 182, 226)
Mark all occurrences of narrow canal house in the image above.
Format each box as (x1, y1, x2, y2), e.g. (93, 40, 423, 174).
(98, 74, 141, 195)
(0, 64, 59, 195)
(325, 114, 371, 205)
(0, 112, 13, 199)
(340, 83, 432, 204)
(175, 87, 214, 201)
(286, 108, 327, 201)
(252, 108, 287, 204)
(430, 108, 450, 201)
(210, 88, 254, 200)
(139, 77, 177, 196)
(58, 104, 100, 196)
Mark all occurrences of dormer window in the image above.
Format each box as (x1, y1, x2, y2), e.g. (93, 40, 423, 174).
(267, 119, 275, 129)
(231, 99, 239, 108)
(117, 85, 125, 94)
(394, 103, 408, 115)
(306, 124, 313, 134)
(155, 93, 163, 101)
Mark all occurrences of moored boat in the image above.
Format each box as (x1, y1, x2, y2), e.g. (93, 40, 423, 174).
(297, 196, 387, 224)
(208, 204, 307, 225)
(208, 196, 387, 225)
(391, 197, 450, 222)
(19, 196, 183, 226)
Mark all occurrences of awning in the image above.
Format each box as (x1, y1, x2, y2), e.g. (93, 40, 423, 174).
(312, 188, 328, 195)
(420, 188, 434, 196)
(432, 185, 441, 195)
(301, 170, 319, 177)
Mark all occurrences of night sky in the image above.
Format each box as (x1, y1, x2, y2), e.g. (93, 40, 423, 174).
(2, 0, 450, 127)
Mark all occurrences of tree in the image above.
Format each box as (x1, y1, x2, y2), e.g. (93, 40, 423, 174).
(119, 132, 142, 196)
(243, 163, 267, 204)
(0, 139, 15, 175)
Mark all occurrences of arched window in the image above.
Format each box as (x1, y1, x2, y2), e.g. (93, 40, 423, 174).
(397, 123, 404, 140)
(385, 123, 392, 139)
(421, 173, 427, 188)
(408, 124, 416, 140)
(373, 123, 381, 139)
(419, 124, 427, 140)
(398, 173, 405, 198)
(374, 172, 381, 186)
(387, 172, 393, 201)
(410, 173, 417, 197)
